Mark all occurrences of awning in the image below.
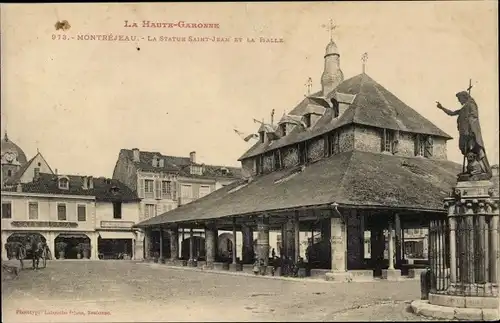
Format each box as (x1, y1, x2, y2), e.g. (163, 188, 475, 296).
(57, 233, 89, 239)
(99, 231, 135, 240)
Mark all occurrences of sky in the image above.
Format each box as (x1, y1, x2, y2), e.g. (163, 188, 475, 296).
(1, 2, 498, 177)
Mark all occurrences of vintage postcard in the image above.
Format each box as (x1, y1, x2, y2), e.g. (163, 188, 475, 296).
(1, 2, 499, 322)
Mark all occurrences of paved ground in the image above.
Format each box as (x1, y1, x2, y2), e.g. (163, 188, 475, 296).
(2, 260, 432, 322)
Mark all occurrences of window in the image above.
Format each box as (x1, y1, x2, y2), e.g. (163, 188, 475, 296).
(199, 185, 211, 198)
(144, 179, 154, 198)
(28, 202, 38, 220)
(190, 165, 203, 175)
(152, 157, 158, 167)
(57, 204, 67, 220)
(77, 205, 86, 221)
(2, 202, 12, 219)
(273, 150, 282, 170)
(259, 131, 265, 143)
(161, 181, 172, 198)
(34, 167, 40, 178)
(113, 202, 122, 219)
(381, 129, 394, 153)
(7, 170, 12, 177)
(37, 162, 41, 166)
(159, 159, 164, 167)
(329, 132, 340, 156)
(144, 204, 155, 218)
(303, 114, 312, 128)
(298, 141, 308, 164)
(58, 178, 69, 190)
(280, 124, 287, 136)
(415, 134, 433, 158)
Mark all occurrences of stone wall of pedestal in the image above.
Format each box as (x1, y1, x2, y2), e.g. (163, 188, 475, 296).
(330, 216, 346, 272)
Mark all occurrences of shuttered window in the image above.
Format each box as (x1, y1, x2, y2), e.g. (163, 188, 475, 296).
(2, 202, 12, 219)
(57, 204, 67, 221)
(28, 202, 38, 220)
(144, 180, 154, 198)
(138, 179, 145, 198)
(77, 205, 86, 221)
(155, 179, 161, 199)
(381, 129, 394, 154)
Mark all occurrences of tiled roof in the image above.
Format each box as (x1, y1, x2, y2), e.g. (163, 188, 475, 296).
(238, 73, 452, 161)
(121, 149, 241, 179)
(2, 173, 140, 202)
(5, 152, 54, 185)
(135, 151, 462, 227)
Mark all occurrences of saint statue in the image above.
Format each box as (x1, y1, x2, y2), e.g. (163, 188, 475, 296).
(436, 91, 492, 181)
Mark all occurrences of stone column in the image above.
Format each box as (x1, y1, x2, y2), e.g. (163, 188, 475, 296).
(144, 228, 151, 260)
(188, 227, 196, 266)
(205, 222, 217, 269)
(90, 232, 98, 260)
(169, 226, 179, 262)
(382, 217, 401, 280)
(395, 214, 402, 268)
(330, 216, 346, 272)
(448, 215, 457, 284)
(159, 228, 164, 260)
(230, 218, 242, 271)
(285, 218, 295, 260)
(241, 224, 254, 264)
(489, 212, 499, 284)
(465, 203, 475, 284)
(257, 215, 270, 267)
(294, 211, 300, 262)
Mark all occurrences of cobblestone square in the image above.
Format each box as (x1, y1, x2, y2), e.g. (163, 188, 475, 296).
(2, 260, 432, 322)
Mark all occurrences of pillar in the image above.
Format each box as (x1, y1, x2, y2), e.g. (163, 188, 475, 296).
(388, 221, 394, 270)
(144, 228, 151, 260)
(205, 222, 217, 268)
(241, 224, 254, 264)
(448, 216, 457, 284)
(169, 226, 179, 261)
(294, 211, 300, 261)
(188, 227, 194, 263)
(285, 218, 295, 259)
(159, 228, 164, 260)
(330, 216, 346, 272)
(232, 217, 237, 264)
(489, 214, 499, 284)
(90, 232, 98, 260)
(465, 204, 475, 284)
(395, 214, 402, 268)
(257, 215, 270, 266)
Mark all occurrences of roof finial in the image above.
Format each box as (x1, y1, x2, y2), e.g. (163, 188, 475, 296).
(36, 140, 40, 153)
(467, 78, 473, 94)
(361, 52, 368, 74)
(3, 130, 8, 142)
(305, 77, 313, 96)
(321, 19, 337, 42)
(270, 109, 275, 125)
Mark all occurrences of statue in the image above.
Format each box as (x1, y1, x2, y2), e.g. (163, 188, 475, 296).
(436, 90, 492, 181)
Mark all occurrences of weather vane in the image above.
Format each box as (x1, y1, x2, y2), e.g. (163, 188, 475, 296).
(361, 52, 368, 74)
(321, 19, 337, 41)
(467, 79, 473, 94)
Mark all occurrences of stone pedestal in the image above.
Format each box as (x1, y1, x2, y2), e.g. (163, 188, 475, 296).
(382, 268, 402, 281)
(412, 179, 499, 321)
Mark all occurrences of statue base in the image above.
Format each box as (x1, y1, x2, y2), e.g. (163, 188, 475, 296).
(453, 180, 495, 197)
(457, 172, 492, 182)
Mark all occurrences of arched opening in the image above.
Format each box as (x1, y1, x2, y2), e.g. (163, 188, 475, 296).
(217, 233, 234, 262)
(181, 236, 205, 260)
(54, 233, 90, 259)
(5, 232, 46, 260)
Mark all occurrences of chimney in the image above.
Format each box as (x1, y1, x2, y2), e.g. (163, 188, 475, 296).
(88, 176, 94, 189)
(190, 151, 196, 164)
(82, 176, 88, 190)
(16, 183, 22, 192)
(132, 148, 140, 162)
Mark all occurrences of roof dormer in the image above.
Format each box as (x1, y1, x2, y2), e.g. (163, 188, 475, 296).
(58, 176, 70, 190)
(257, 123, 279, 143)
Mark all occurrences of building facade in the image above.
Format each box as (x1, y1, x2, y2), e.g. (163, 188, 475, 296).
(1, 173, 143, 261)
(113, 149, 242, 222)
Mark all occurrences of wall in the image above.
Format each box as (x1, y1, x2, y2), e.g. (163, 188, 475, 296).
(307, 137, 324, 162)
(241, 158, 255, 178)
(394, 131, 415, 157)
(112, 151, 138, 192)
(282, 145, 299, 168)
(263, 153, 274, 173)
(95, 201, 140, 228)
(432, 137, 447, 160)
(19, 154, 53, 183)
(138, 171, 180, 220)
(354, 125, 381, 153)
(1, 193, 96, 232)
